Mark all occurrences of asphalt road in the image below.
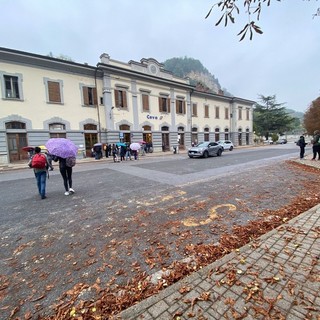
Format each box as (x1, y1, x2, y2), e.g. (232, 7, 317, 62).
(0, 144, 313, 318)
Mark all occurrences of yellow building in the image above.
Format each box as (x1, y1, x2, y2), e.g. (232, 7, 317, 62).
(0, 47, 254, 165)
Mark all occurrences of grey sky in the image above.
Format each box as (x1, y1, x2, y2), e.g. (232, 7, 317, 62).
(1, 0, 319, 112)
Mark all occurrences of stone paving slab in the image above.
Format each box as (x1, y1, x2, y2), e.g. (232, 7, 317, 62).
(119, 204, 320, 319)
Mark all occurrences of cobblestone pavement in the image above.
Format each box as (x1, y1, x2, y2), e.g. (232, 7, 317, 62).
(118, 155, 320, 320)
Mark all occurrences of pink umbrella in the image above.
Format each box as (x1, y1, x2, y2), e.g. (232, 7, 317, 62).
(130, 143, 141, 151)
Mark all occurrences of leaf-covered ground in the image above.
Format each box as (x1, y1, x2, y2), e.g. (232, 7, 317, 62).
(1, 161, 319, 319)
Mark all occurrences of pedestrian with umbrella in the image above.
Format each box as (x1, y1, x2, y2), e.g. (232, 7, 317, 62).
(130, 142, 141, 160)
(45, 138, 78, 196)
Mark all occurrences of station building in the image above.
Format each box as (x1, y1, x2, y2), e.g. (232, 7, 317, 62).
(0, 47, 255, 165)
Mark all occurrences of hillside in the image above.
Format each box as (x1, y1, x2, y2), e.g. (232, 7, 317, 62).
(162, 57, 232, 96)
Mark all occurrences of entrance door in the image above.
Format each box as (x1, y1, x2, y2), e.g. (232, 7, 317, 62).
(178, 133, 185, 150)
(7, 133, 28, 162)
(85, 133, 98, 157)
(162, 133, 170, 151)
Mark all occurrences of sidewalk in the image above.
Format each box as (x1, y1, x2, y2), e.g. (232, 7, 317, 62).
(117, 155, 320, 320)
(119, 206, 320, 320)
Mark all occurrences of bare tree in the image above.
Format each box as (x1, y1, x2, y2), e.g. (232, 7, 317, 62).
(205, 0, 319, 41)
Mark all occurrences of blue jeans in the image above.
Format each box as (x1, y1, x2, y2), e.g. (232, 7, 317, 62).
(35, 171, 47, 198)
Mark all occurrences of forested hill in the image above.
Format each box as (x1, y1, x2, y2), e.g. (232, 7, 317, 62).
(162, 57, 232, 96)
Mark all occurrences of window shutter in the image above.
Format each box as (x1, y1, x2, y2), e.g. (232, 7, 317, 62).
(93, 87, 97, 105)
(168, 98, 171, 113)
(48, 81, 61, 103)
(123, 91, 127, 108)
(142, 94, 149, 111)
(176, 100, 179, 114)
(115, 90, 119, 107)
(83, 86, 89, 105)
(183, 101, 186, 114)
(158, 97, 162, 112)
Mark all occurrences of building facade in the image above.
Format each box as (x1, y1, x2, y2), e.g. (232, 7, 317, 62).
(0, 47, 254, 165)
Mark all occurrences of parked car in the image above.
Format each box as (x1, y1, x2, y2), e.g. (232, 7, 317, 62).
(217, 140, 234, 151)
(188, 142, 223, 158)
(276, 139, 287, 144)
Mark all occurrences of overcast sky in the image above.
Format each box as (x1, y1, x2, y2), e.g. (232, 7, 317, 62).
(1, 0, 319, 112)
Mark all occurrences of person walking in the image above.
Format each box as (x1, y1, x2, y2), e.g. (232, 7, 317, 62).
(311, 130, 320, 160)
(28, 146, 52, 199)
(125, 145, 132, 161)
(120, 145, 126, 161)
(53, 156, 75, 195)
(296, 136, 307, 159)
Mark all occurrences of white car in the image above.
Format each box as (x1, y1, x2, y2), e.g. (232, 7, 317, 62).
(217, 140, 234, 151)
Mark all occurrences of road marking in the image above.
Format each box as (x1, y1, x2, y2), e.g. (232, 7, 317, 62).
(182, 204, 237, 227)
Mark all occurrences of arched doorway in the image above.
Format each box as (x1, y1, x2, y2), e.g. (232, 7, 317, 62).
(246, 128, 250, 145)
(204, 127, 210, 141)
(84, 123, 98, 157)
(192, 127, 198, 146)
(224, 128, 229, 141)
(6, 121, 28, 162)
(161, 126, 170, 151)
(177, 126, 185, 150)
(238, 128, 243, 146)
(119, 124, 131, 144)
(142, 125, 152, 143)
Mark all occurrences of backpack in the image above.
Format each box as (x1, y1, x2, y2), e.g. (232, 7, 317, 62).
(32, 153, 47, 169)
(66, 156, 76, 168)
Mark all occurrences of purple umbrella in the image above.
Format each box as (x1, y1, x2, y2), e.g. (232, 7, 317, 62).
(45, 138, 78, 159)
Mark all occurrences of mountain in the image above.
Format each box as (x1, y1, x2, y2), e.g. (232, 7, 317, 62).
(162, 57, 232, 96)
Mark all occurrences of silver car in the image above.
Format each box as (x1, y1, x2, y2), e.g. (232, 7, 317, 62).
(188, 142, 223, 158)
(217, 140, 234, 151)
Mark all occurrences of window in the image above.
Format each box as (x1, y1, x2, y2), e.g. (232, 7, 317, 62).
(238, 107, 242, 120)
(215, 106, 220, 119)
(119, 124, 130, 130)
(192, 103, 197, 117)
(3, 75, 20, 99)
(246, 108, 250, 120)
(115, 88, 127, 109)
(225, 107, 229, 119)
(47, 81, 61, 103)
(84, 124, 97, 130)
(159, 96, 170, 113)
(49, 123, 65, 131)
(143, 125, 151, 131)
(142, 93, 150, 112)
(204, 105, 209, 118)
(83, 86, 97, 106)
(176, 98, 186, 114)
(5, 121, 26, 129)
